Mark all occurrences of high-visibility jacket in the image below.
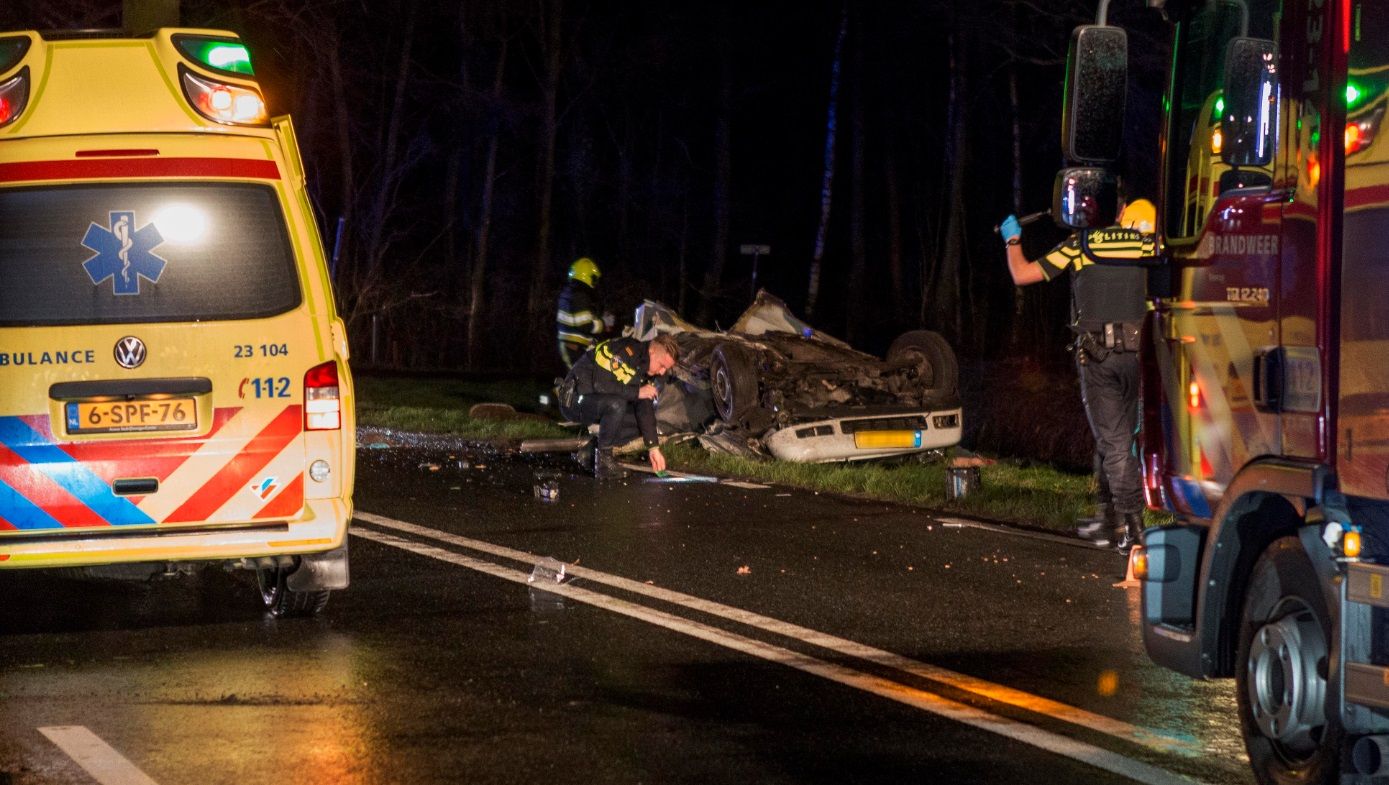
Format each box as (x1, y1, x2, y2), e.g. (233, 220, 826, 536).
(565, 338, 658, 446)
(556, 280, 604, 346)
(1038, 228, 1155, 332)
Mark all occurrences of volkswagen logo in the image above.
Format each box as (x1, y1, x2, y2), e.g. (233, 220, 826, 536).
(114, 336, 147, 369)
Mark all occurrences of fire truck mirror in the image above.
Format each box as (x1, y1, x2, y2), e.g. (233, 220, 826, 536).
(1221, 37, 1278, 168)
(1062, 25, 1128, 165)
(1052, 167, 1118, 231)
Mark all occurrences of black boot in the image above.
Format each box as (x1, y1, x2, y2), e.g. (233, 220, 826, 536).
(1076, 505, 1116, 546)
(573, 438, 596, 473)
(594, 448, 629, 480)
(1115, 512, 1144, 555)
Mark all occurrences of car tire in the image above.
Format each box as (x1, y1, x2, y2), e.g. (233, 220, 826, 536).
(887, 330, 958, 396)
(1235, 537, 1341, 785)
(257, 559, 331, 618)
(710, 343, 759, 425)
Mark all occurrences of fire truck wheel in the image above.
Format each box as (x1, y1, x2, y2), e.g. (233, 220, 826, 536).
(886, 330, 959, 397)
(1235, 537, 1341, 785)
(256, 559, 331, 618)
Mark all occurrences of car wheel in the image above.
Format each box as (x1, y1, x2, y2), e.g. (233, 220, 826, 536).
(710, 343, 759, 425)
(1235, 537, 1341, 785)
(887, 330, 958, 396)
(256, 559, 331, 618)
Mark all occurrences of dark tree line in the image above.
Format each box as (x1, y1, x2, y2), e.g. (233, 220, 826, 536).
(1, 0, 1169, 372)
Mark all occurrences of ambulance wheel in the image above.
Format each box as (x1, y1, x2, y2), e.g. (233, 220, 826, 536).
(1235, 537, 1341, 785)
(256, 559, 331, 618)
(710, 344, 759, 425)
(887, 330, 958, 397)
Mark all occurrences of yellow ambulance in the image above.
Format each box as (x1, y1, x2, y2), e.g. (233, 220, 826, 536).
(0, 29, 354, 616)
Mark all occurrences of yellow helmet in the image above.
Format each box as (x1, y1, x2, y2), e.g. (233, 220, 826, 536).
(1119, 199, 1157, 233)
(568, 257, 601, 286)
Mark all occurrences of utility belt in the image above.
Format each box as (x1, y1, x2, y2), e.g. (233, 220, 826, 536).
(1072, 322, 1141, 364)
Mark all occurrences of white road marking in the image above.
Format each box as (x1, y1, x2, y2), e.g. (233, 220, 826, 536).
(38, 726, 159, 785)
(353, 520, 1208, 785)
(355, 511, 1197, 758)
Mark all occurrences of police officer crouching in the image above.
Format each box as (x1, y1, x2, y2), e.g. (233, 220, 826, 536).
(1000, 199, 1156, 554)
(558, 334, 680, 479)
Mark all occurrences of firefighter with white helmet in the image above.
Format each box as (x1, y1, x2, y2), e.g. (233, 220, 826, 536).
(1000, 197, 1157, 554)
(556, 257, 611, 368)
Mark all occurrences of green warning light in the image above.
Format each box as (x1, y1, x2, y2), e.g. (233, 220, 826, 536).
(176, 37, 254, 76)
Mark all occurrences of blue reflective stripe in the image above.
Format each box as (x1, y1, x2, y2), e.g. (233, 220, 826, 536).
(0, 476, 66, 530)
(0, 417, 154, 526)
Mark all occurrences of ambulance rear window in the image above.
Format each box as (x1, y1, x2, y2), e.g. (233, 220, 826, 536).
(0, 183, 300, 326)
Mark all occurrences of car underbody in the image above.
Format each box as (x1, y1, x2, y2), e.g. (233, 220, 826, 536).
(630, 292, 962, 462)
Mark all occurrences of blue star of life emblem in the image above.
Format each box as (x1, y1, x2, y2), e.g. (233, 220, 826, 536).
(81, 211, 167, 295)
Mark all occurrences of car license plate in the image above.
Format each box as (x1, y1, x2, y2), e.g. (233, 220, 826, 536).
(66, 398, 197, 434)
(853, 430, 922, 449)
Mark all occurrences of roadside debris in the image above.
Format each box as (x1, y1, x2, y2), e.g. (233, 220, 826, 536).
(533, 472, 561, 502)
(736, 565, 751, 575)
(529, 557, 572, 585)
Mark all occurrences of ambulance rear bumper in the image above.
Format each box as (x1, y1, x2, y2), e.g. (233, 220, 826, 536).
(0, 498, 351, 569)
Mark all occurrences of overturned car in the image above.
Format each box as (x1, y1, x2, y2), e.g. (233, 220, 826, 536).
(633, 292, 962, 462)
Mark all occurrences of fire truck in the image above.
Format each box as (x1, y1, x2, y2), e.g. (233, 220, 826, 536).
(1055, 0, 1389, 781)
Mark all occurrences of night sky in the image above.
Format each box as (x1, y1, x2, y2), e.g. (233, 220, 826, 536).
(1, 1, 1171, 371)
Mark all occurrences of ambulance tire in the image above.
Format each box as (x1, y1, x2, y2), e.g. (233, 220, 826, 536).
(256, 561, 331, 618)
(1235, 537, 1341, 785)
(887, 330, 958, 397)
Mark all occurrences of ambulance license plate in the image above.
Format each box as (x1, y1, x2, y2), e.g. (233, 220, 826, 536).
(853, 430, 922, 449)
(66, 399, 197, 434)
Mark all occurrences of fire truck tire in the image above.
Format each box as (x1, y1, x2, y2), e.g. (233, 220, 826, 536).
(257, 560, 331, 618)
(1235, 537, 1341, 785)
(887, 330, 958, 397)
(710, 343, 760, 426)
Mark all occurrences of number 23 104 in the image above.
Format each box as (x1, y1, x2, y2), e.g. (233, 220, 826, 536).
(235, 343, 289, 358)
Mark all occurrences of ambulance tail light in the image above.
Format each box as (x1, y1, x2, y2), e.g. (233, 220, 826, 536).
(0, 67, 30, 129)
(180, 67, 267, 126)
(304, 362, 341, 431)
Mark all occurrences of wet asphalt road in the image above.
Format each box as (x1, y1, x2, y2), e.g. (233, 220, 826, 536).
(0, 437, 1252, 785)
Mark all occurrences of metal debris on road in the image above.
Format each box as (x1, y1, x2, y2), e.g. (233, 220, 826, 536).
(721, 480, 770, 490)
(533, 472, 561, 502)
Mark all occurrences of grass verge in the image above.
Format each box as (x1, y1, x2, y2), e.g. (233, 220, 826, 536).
(663, 443, 1096, 531)
(354, 375, 570, 442)
(354, 374, 1166, 533)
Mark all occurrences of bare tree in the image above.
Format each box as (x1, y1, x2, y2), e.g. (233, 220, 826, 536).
(804, 2, 849, 319)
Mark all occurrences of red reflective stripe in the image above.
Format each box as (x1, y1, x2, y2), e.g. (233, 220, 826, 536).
(164, 406, 302, 523)
(57, 408, 242, 485)
(0, 157, 280, 182)
(0, 516, 15, 531)
(1347, 184, 1389, 210)
(0, 443, 110, 528)
(253, 473, 303, 519)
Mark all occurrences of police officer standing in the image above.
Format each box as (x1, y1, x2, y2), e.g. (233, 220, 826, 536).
(556, 257, 611, 369)
(1000, 199, 1157, 554)
(559, 334, 680, 479)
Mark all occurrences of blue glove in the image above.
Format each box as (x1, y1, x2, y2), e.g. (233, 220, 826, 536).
(1000, 214, 1022, 244)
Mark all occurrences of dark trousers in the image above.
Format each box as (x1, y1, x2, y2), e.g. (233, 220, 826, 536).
(1076, 349, 1143, 515)
(561, 393, 640, 449)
